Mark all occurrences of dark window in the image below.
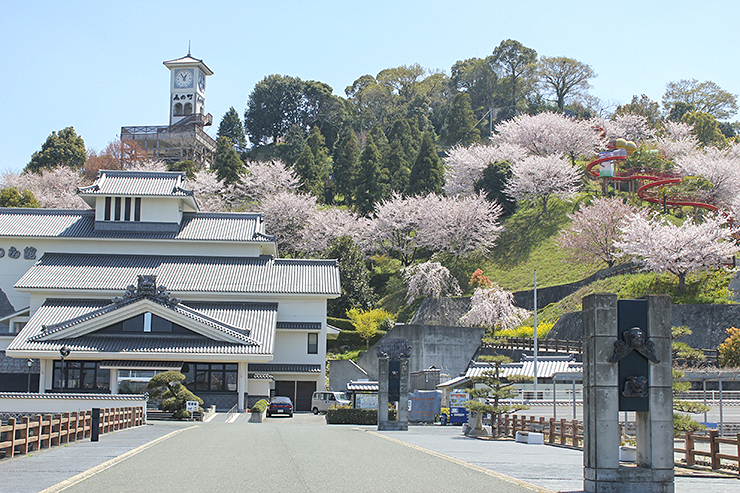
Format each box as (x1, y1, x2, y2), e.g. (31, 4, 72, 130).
(134, 198, 141, 221)
(122, 315, 144, 332)
(52, 361, 109, 391)
(114, 197, 121, 221)
(124, 197, 131, 221)
(308, 333, 318, 354)
(185, 363, 238, 393)
(104, 197, 111, 220)
(151, 315, 172, 333)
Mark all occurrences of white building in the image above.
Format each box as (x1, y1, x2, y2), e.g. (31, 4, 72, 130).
(0, 170, 340, 412)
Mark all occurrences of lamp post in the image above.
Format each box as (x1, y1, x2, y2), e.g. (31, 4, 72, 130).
(26, 359, 33, 393)
(59, 346, 70, 391)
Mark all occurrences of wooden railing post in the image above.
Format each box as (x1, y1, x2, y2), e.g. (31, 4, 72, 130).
(7, 418, 17, 458)
(31, 415, 42, 451)
(710, 430, 720, 470)
(549, 418, 556, 444)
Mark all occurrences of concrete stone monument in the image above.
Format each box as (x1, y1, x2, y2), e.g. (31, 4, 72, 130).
(377, 338, 411, 431)
(583, 294, 674, 493)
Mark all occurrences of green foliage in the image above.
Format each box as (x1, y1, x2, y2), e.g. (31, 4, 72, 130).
(325, 236, 377, 318)
(718, 327, 740, 368)
(614, 94, 663, 129)
(672, 367, 709, 435)
(347, 308, 394, 349)
(0, 187, 40, 208)
(327, 348, 363, 361)
(146, 371, 203, 419)
(622, 147, 675, 174)
(327, 316, 355, 331)
(407, 131, 444, 196)
(218, 107, 247, 151)
(332, 127, 360, 202)
(491, 322, 555, 340)
(276, 124, 308, 166)
(474, 160, 516, 217)
(213, 136, 245, 184)
(490, 39, 538, 118)
(354, 134, 384, 215)
(444, 92, 480, 145)
(326, 407, 396, 424)
(682, 111, 727, 148)
(167, 159, 197, 179)
(251, 399, 269, 413)
(294, 134, 327, 198)
(26, 126, 86, 173)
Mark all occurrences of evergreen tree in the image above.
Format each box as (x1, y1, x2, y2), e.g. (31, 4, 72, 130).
(388, 118, 419, 165)
(217, 107, 247, 151)
(387, 139, 411, 194)
(212, 136, 245, 185)
(306, 126, 332, 185)
(0, 187, 40, 208)
(474, 160, 516, 217)
(355, 134, 383, 215)
(332, 127, 360, 203)
(324, 236, 377, 318)
(26, 126, 86, 173)
(444, 92, 480, 145)
(276, 124, 307, 166)
(293, 145, 323, 197)
(407, 131, 444, 196)
(167, 159, 197, 179)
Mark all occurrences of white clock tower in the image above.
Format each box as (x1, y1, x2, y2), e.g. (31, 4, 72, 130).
(163, 52, 214, 126)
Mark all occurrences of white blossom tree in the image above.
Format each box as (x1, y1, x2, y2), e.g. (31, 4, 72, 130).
(557, 197, 640, 268)
(503, 154, 582, 214)
(259, 191, 317, 255)
(615, 212, 738, 291)
(597, 114, 656, 144)
(458, 284, 530, 331)
(228, 159, 301, 207)
(443, 142, 527, 197)
(656, 121, 700, 161)
(187, 170, 229, 212)
(300, 206, 371, 255)
(417, 192, 504, 257)
(403, 261, 462, 305)
(1, 167, 86, 209)
(675, 146, 740, 207)
(493, 112, 604, 163)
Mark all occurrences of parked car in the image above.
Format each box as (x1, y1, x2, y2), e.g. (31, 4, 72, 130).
(311, 391, 351, 414)
(267, 396, 293, 417)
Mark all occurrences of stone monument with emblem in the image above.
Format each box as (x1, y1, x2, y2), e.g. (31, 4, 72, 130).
(583, 294, 673, 493)
(377, 338, 411, 431)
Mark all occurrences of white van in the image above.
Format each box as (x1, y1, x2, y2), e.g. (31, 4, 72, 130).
(311, 391, 351, 414)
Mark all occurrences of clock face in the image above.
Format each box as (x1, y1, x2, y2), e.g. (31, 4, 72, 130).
(175, 70, 193, 88)
(198, 72, 206, 91)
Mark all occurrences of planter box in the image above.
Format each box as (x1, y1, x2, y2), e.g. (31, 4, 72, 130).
(619, 445, 636, 462)
(515, 431, 544, 444)
(249, 409, 267, 423)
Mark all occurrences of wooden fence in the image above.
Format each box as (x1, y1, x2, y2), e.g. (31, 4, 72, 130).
(499, 414, 583, 448)
(0, 407, 144, 459)
(500, 413, 740, 475)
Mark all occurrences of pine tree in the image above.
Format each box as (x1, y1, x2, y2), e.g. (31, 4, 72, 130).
(355, 134, 383, 215)
(217, 107, 247, 151)
(407, 131, 444, 196)
(212, 136, 245, 185)
(333, 127, 360, 203)
(444, 92, 480, 146)
(26, 126, 86, 173)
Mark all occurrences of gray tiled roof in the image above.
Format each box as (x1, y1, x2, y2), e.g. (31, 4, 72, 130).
(77, 171, 192, 197)
(16, 254, 340, 296)
(7, 298, 276, 356)
(276, 322, 322, 330)
(0, 209, 269, 242)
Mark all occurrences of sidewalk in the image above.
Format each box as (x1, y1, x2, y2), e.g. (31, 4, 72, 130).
(0, 421, 194, 493)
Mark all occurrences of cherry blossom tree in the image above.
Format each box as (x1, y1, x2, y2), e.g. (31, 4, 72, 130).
(417, 192, 504, 257)
(458, 284, 529, 331)
(227, 159, 300, 207)
(403, 261, 462, 305)
(656, 121, 700, 160)
(615, 212, 738, 291)
(558, 197, 640, 268)
(259, 191, 317, 256)
(300, 206, 371, 254)
(443, 142, 527, 197)
(503, 154, 582, 214)
(2, 167, 86, 209)
(597, 114, 656, 145)
(187, 170, 229, 212)
(492, 112, 604, 163)
(675, 146, 740, 207)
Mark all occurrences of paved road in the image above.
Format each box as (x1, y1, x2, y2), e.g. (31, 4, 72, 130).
(1, 413, 739, 493)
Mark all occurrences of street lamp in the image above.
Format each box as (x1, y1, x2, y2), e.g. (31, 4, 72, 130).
(26, 359, 33, 393)
(59, 346, 70, 391)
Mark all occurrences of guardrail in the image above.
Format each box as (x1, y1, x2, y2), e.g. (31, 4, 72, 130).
(675, 430, 740, 474)
(499, 414, 583, 448)
(0, 407, 144, 459)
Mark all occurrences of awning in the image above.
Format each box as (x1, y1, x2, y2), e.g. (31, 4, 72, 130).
(99, 360, 184, 370)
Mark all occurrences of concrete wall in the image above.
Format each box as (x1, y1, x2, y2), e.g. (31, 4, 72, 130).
(0, 392, 147, 414)
(328, 359, 371, 392)
(548, 304, 740, 349)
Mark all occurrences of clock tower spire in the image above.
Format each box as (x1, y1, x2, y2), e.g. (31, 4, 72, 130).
(163, 53, 214, 126)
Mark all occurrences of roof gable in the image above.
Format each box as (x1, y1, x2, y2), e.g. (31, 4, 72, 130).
(77, 170, 198, 211)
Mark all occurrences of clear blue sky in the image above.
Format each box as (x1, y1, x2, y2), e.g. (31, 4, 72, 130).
(1, 0, 738, 173)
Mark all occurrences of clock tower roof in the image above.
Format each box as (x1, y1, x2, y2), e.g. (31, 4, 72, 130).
(163, 54, 214, 76)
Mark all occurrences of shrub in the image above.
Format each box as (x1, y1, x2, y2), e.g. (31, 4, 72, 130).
(251, 399, 269, 413)
(719, 327, 740, 368)
(325, 407, 397, 424)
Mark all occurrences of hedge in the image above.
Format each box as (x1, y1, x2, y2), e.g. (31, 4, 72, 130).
(251, 399, 269, 413)
(326, 408, 397, 424)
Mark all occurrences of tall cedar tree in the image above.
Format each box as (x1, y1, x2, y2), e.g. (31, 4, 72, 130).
(355, 134, 383, 215)
(277, 124, 307, 166)
(26, 126, 86, 173)
(474, 160, 516, 217)
(217, 107, 247, 151)
(332, 127, 360, 202)
(444, 92, 480, 146)
(387, 140, 411, 194)
(325, 236, 377, 318)
(212, 137, 245, 184)
(294, 145, 323, 197)
(407, 131, 444, 196)
(306, 126, 332, 194)
(388, 119, 420, 164)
